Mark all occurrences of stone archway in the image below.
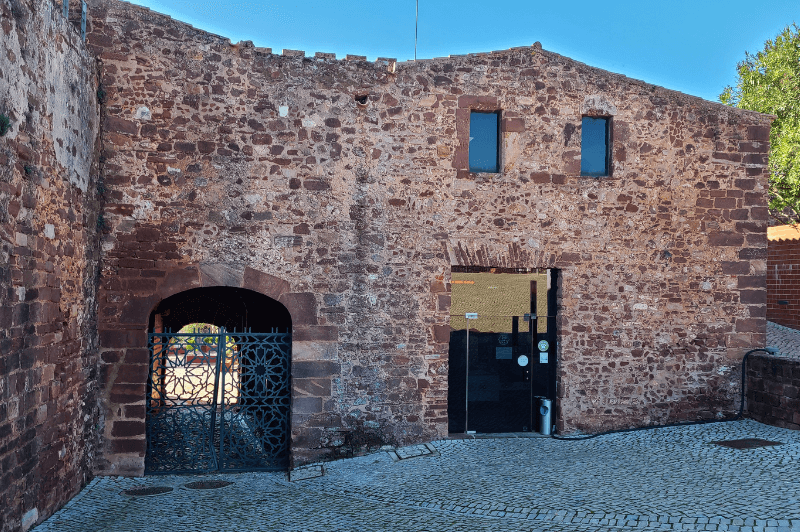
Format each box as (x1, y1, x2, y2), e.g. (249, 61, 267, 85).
(96, 263, 332, 476)
(145, 286, 292, 472)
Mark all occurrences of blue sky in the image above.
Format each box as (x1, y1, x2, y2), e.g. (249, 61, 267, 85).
(128, 0, 797, 102)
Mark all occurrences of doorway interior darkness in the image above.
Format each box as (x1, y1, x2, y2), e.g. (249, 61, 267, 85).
(447, 268, 558, 434)
(149, 286, 292, 333)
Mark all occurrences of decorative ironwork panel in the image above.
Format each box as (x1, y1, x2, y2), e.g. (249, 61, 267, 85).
(220, 332, 291, 471)
(145, 332, 222, 473)
(145, 330, 290, 474)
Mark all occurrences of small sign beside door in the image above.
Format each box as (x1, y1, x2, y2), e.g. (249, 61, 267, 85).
(537, 340, 549, 352)
(496, 347, 513, 360)
(539, 351, 549, 364)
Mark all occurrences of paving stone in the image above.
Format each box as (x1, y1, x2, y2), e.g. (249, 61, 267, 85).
(34, 420, 800, 532)
(767, 321, 800, 360)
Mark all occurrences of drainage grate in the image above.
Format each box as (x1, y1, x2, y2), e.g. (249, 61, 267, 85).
(711, 438, 783, 449)
(184, 480, 233, 490)
(387, 443, 439, 461)
(122, 486, 174, 496)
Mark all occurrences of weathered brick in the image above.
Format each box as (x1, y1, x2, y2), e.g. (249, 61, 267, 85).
(432, 325, 450, 343)
(111, 420, 145, 437)
(116, 363, 148, 383)
(110, 438, 146, 454)
(721, 261, 750, 275)
(457, 95, 498, 109)
(303, 177, 330, 191)
(740, 290, 767, 305)
(278, 293, 318, 325)
(747, 125, 770, 141)
(293, 397, 323, 414)
(135, 227, 161, 241)
(502, 117, 525, 132)
(174, 141, 196, 153)
(100, 329, 144, 349)
(708, 232, 745, 246)
(197, 141, 215, 154)
(293, 378, 332, 397)
(293, 326, 339, 342)
(293, 361, 341, 379)
(740, 247, 767, 260)
(104, 116, 138, 135)
(109, 383, 146, 404)
(123, 405, 146, 419)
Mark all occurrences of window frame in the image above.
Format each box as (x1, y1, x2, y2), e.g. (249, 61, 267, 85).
(580, 115, 612, 177)
(468, 110, 501, 174)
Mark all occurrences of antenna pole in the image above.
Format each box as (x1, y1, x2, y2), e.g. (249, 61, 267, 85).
(415, 0, 418, 61)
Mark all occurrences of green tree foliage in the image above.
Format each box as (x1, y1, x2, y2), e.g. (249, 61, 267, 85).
(720, 24, 800, 224)
(175, 323, 236, 353)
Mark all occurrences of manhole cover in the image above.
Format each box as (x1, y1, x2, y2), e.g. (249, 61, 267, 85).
(184, 480, 233, 490)
(711, 438, 783, 449)
(122, 486, 173, 496)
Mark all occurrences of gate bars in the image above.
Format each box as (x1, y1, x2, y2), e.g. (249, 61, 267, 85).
(145, 329, 291, 473)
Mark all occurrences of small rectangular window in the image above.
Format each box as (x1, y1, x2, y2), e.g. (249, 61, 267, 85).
(581, 117, 610, 176)
(469, 111, 499, 173)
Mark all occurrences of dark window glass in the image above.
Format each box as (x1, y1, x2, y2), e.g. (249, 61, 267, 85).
(469, 111, 499, 173)
(581, 117, 609, 176)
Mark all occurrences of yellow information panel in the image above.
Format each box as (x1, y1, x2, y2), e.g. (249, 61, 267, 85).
(450, 272, 548, 333)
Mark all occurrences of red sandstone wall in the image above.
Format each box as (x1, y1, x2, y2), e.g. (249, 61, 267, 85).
(86, 0, 772, 473)
(747, 354, 800, 430)
(767, 235, 800, 330)
(0, 0, 101, 530)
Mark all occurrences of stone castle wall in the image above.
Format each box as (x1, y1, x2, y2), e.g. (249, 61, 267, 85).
(0, 0, 101, 530)
(84, 0, 772, 473)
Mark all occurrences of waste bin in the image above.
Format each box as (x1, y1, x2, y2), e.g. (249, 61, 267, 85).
(539, 398, 552, 436)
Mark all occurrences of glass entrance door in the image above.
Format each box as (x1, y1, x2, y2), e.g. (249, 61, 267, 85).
(448, 270, 557, 434)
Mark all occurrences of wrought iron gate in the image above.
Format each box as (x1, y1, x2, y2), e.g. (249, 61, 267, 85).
(145, 329, 290, 473)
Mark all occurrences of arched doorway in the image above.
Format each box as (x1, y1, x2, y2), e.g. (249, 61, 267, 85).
(145, 287, 292, 473)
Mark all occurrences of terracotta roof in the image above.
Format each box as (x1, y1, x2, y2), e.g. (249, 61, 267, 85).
(768, 225, 800, 241)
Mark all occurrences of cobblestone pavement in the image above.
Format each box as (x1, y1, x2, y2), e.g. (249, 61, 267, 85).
(767, 321, 800, 360)
(36, 420, 800, 532)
